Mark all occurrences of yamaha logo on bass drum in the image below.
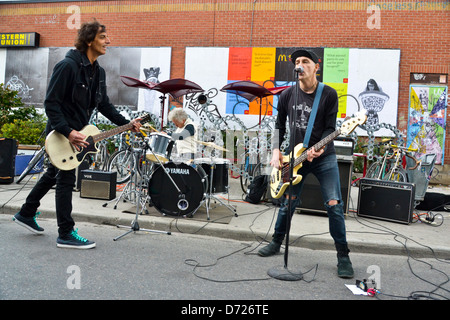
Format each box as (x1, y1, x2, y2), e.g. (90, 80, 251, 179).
(165, 167, 190, 175)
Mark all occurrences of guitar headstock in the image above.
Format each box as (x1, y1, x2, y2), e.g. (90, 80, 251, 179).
(138, 113, 151, 125)
(340, 111, 367, 135)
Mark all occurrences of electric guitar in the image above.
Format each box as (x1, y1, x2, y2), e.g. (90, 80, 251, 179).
(45, 113, 150, 171)
(269, 111, 367, 199)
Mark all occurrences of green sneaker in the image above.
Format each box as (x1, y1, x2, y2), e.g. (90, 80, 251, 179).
(57, 229, 96, 249)
(13, 212, 44, 234)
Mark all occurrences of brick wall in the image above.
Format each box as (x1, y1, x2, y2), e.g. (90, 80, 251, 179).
(1, 0, 449, 162)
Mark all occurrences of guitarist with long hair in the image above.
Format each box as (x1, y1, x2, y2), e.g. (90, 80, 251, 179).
(258, 49, 354, 279)
(13, 20, 142, 249)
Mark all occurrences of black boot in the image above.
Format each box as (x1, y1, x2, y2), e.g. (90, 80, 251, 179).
(335, 243, 354, 279)
(258, 235, 283, 257)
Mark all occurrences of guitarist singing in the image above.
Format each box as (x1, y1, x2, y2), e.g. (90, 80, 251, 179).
(258, 49, 354, 279)
(13, 19, 142, 249)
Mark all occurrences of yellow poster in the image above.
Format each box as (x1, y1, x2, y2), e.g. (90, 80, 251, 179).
(251, 47, 276, 82)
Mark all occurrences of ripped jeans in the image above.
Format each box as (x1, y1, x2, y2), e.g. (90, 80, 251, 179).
(273, 152, 348, 245)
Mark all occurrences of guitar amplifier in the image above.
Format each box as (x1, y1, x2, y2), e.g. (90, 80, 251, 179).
(334, 136, 354, 156)
(297, 158, 353, 215)
(80, 170, 117, 200)
(357, 178, 415, 224)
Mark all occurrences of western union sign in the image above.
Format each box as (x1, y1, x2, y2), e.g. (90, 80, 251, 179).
(0, 32, 40, 48)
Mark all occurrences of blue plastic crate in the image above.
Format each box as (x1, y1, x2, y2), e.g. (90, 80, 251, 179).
(15, 154, 44, 176)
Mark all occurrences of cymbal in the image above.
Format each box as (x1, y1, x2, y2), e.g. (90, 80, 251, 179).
(195, 140, 229, 152)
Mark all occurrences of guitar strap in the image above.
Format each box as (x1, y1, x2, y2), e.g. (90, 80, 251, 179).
(303, 82, 324, 148)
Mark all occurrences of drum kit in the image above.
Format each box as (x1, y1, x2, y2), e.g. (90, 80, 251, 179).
(113, 124, 237, 241)
(145, 128, 237, 219)
(115, 76, 267, 240)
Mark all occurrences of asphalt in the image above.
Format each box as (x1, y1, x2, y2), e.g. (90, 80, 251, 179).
(1, 172, 450, 259)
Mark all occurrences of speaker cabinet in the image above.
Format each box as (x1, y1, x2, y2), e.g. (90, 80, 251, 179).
(0, 138, 18, 184)
(297, 158, 353, 215)
(357, 178, 415, 224)
(80, 170, 117, 200)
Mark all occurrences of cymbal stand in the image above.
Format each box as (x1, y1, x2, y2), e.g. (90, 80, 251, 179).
(159, 95, 166, 131)
(103, 167, 136, 210)
(201, 155, 238, 220)
(114, 143, 171, 241)
(103, 147, 144, 210)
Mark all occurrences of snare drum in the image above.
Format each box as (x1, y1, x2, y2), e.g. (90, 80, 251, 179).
(148, 162, 207, 217)
(146, 132, 174, 163)
(194, 158, 230, 194)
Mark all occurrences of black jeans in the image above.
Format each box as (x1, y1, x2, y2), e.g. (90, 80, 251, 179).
(19, 163, 76, 236)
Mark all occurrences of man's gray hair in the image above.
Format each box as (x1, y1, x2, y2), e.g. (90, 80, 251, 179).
(168, 107, 188, 122)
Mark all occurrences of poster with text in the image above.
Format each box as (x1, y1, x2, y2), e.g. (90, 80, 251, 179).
(185, 47, 400, 133)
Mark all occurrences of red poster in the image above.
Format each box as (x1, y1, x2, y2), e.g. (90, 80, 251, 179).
(228, 47, 252, 81)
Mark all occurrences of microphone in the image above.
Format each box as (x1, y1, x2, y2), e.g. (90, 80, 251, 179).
(294, 66, 304, 74)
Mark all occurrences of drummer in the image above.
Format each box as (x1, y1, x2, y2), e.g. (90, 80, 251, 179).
(167, 107, 198, 160)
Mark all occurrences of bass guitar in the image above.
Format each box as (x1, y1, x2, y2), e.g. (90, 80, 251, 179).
(269, 111, 367, 199)
(45, 113, 150, 171)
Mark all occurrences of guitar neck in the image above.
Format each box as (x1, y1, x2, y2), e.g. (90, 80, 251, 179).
(92, 122, 134, 143)
(294, 129, 342, 167)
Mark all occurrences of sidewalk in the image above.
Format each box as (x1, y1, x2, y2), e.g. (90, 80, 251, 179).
(1, 173, 450, 258)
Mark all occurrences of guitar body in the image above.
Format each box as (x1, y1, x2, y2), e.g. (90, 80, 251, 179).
(45, 113, 151, 171)
(268, 111, 367, 199)
(45, 125, 100, 171)
(269, 143, 305, 199)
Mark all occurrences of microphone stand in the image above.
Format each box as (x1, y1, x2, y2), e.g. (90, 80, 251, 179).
(268, 68, 303, 281)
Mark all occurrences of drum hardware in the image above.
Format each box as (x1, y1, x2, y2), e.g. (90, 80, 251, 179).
(103, 152, 138, 210)
(103, 147, 150, 210)
(114, 140, 172, 241)
(195, 157, 238, 220)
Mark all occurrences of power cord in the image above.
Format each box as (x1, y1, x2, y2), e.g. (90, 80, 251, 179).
(347, 206, 450, 300)
(181, 200, 320, 284)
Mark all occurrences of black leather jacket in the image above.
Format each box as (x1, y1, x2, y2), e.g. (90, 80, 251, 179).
(44, 49, 128, 137)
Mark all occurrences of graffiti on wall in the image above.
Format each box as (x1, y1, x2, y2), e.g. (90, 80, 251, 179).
(407, 85, 447, 164)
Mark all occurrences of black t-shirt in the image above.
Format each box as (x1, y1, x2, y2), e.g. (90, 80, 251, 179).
(273, 83, 338, 157)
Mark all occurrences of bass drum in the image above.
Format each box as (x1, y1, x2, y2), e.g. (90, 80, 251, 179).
(148, 162, 206, 217)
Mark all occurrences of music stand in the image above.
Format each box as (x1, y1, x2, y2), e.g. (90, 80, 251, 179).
(120, 76, 204, 130)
